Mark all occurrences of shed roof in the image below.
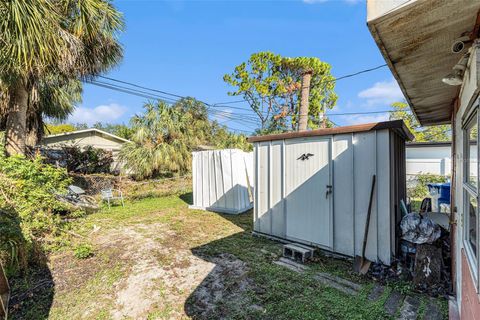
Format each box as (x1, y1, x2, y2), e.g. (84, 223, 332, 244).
(367, 0, 480, 126)
(247, 120, 414, 143)
(42, 128, 130, 144)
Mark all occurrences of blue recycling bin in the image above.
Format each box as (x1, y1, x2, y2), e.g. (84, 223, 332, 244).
(427, 182, 450, 207)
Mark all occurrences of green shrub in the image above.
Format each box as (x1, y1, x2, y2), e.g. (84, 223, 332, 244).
(43, 145, 113, 174)
(73, 243, 93, 259)
(0, 150, 72, 275)
(408, 173, 449, 199)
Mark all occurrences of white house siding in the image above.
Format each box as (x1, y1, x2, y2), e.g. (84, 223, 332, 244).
(454, 45, 480, 311)
(253, 128, 400, 265)
(41, 129, 129, 172)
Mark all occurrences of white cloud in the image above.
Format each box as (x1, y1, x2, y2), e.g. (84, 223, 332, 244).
(342, 114, 390, 126)
(69, 103, 127, 125)
(357, 79, 404, 107)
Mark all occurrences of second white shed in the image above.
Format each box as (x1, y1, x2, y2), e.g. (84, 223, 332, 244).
(190, 149, 253, 214)
(248, 120, 413, 265)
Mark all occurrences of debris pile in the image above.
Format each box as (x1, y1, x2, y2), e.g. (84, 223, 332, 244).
(369, 212, 452, 297)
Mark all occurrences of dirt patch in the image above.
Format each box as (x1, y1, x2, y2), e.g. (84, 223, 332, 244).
(185, 253, 261, 319)
(92, 224, 217, 319)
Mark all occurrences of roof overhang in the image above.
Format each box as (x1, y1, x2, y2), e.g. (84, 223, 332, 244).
(367, 0, 480, 126)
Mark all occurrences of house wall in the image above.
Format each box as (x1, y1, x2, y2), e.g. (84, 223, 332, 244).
(42, 131, 123, 150)
(454, 45, 480, 316)
(406, 145, 451, 176)
(253, 129, 395, 265)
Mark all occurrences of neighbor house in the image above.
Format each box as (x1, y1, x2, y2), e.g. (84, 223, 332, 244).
(367, 0, 480, 317)
(41, 128, 130, 172)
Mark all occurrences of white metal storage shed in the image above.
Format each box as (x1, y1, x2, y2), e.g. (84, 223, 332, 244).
(190, 149, 253, 214)
(248, 120, 413, 265)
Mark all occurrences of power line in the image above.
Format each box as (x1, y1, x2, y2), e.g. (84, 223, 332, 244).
(331, 64, 387, 82)
(326, 109, 412, 116)
(213, 63, 388, 105)
(86, 79, 256, 133)
(90, 80, 179, 103)
(86, 63, 391, 133)
(96, 63, 388, 108)
(97, 75, 186, 100)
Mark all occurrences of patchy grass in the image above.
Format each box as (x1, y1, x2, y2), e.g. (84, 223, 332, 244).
(9, 183, 448, 319)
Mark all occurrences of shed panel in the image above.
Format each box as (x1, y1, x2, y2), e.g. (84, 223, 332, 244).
(332, 134, 355, 256)
(376, 130, 392, 264)
(257, 143, 271, 232)
(190, 149, 252, 214)
(353, 131, 378, 263)
(271, 141, 285, 238)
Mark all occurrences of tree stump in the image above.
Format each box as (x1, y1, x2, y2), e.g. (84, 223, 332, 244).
(413, 244, 442, 289)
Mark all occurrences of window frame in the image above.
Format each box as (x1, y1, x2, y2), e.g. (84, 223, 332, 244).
(463, 106, 480, 291)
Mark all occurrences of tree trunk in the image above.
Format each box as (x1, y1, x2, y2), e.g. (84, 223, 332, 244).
(25, 107, 42, 149)
(25, 126, 39, 149)
(298, 71, 312, 132)
(5, 81, 29, 156)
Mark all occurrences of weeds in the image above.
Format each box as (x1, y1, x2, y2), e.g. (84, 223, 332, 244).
(73, 244, 94, 259)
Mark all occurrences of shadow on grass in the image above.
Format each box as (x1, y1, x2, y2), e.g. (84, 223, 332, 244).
(179, 192, 193, 206)
(183, 209, 274, 319)
(2, 211, 54, 320)
(182, 207, 396, 320)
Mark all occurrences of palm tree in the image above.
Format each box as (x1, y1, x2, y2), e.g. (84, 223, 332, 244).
(25, 76, 83, 147)
(120, 100, 205, 179)
(0, 0, 123, 156)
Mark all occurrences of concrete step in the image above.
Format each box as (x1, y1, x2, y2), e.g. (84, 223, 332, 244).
(273, 257, 308, 273)
(423, 298, 443, 320)
(384, 290, 405, 316)
(313, 273, 361, 296)
(397, 296, 420, 320)
(368, 284, 385, 301)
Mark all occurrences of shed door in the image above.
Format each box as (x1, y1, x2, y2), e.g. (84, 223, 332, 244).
(285, 137, 332, 248)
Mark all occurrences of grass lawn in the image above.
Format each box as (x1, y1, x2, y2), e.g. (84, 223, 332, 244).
(9, 187, 447, 319)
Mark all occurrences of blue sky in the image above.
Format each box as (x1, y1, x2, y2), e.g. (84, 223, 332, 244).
(71, 0, 405, 133)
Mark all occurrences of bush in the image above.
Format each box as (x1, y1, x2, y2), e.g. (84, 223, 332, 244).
(43, 144, 113, 174)
(73, 243, 93, 259)
(407, 173, 449, 199)
(0, 152, 72, 275)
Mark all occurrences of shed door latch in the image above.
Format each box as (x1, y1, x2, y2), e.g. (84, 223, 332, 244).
(326, 185, 333, 198)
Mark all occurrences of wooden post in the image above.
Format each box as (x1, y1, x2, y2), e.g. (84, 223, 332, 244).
(298, 70, 313, 132)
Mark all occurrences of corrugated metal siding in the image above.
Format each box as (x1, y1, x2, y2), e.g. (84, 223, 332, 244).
(253, 129, 400, 265)
(190, 149, 253, 214)
(332, 134, 355, 256)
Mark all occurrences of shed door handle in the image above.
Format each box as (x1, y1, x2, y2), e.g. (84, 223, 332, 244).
(326, 185, 333, 198)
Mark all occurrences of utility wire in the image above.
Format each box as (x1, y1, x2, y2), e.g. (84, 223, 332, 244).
(213, 64, 388, 106)
(86, 63, 391, 132)
(87, 80, 258, 132)
(326, 109, 412, 116)
(96, 63, 388, 108)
